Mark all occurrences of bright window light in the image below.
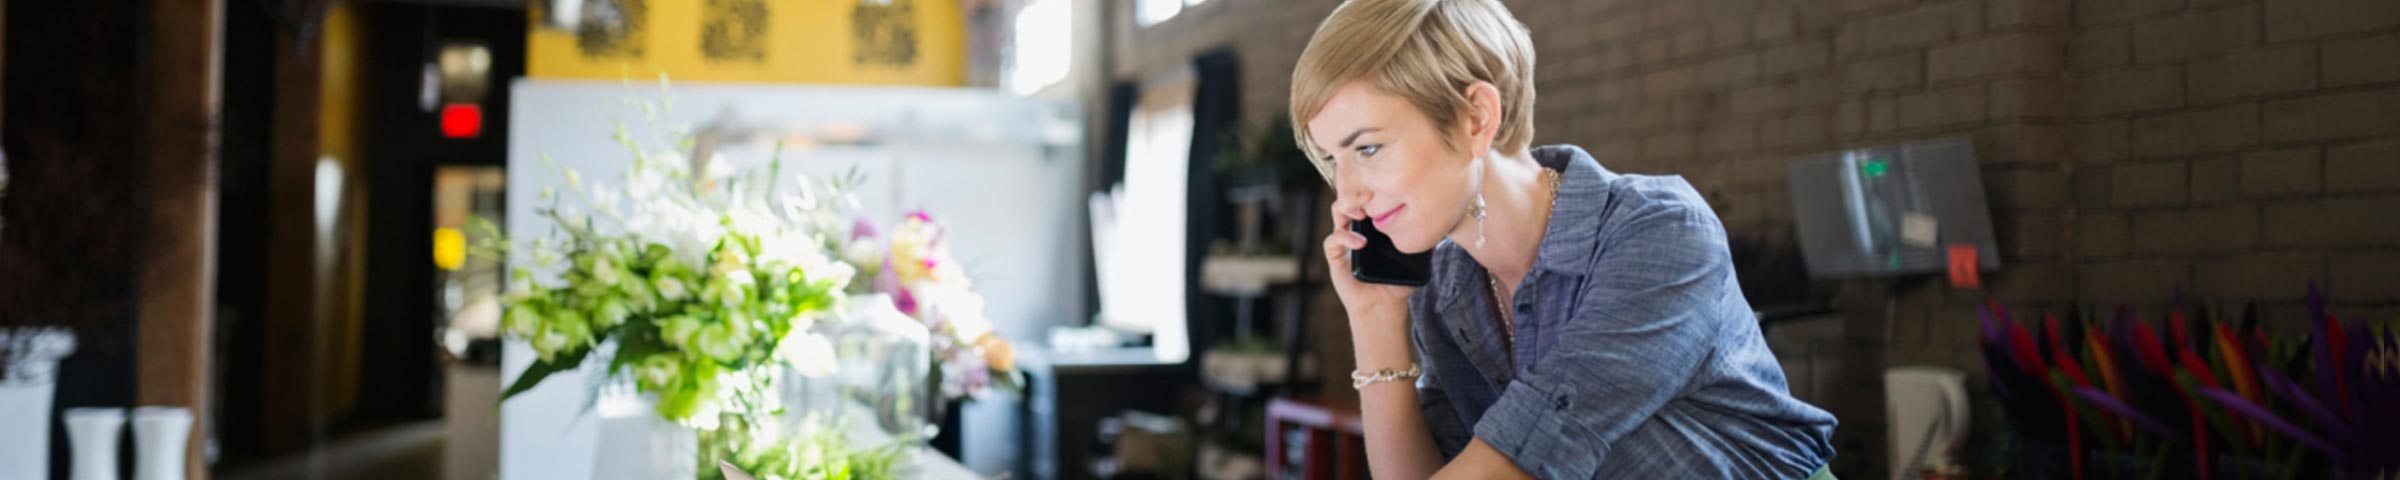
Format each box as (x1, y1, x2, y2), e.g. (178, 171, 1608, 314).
(1097, 71, 1196, 360)
(1138, 0, 1207, 27)
(1006, 0, 1071, 96)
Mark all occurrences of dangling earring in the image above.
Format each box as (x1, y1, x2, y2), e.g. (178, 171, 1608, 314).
(1472, 190, 1489, 249)
(1470, 155, 1490, 249)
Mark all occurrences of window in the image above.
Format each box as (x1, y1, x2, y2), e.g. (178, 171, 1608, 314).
(1136, 0, 1210, 27)
(1093, 69, 1196, 361)
(1005, 0, 1071, 96)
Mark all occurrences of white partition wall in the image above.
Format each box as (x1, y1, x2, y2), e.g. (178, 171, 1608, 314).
(501, 80, 1081, 479)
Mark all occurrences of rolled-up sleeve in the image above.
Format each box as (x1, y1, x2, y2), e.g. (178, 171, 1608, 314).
(1411, 287, 1474, 459)
(1472, 198, 1733, 478)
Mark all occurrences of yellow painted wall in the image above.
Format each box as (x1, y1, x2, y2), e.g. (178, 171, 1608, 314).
(528, 0, 965, 86)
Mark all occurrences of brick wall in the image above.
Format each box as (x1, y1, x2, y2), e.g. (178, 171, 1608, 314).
(1105, 0, 2400, 476)
(2069, 0, 2400, 315)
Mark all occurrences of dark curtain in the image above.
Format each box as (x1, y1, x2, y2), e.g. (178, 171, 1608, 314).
(213, 0, 277, 464)
(1181, 50, 1240, 361)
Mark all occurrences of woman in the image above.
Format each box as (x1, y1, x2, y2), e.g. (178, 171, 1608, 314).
(1292, 0, 1839, 478)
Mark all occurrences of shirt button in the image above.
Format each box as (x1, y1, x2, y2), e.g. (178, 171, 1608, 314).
(1516, 303, 1531, 314)
(1554, 394, 1571, 409)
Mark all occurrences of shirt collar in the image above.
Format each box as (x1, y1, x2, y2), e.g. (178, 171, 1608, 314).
(1530, 144, 1616, 275)
(1430, 145, 1617, 314)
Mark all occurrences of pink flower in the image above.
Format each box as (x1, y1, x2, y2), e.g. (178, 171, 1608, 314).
(877, 264, 918, 315)
(892, 288, 918, 316)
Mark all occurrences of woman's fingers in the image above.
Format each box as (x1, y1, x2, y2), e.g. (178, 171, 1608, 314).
(1324, 229, 1363, 259)
(1324, 233, 1353, 269)
(1323, 230, 1369, 290)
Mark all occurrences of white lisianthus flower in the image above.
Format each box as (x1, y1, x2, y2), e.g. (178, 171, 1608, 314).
(617, 276, 656, 309)
(505, 269, 537, 302)
(793, 247, 856, 290)
(590, 255, 622, 287)
(502, 306, 541, 339)
(710, 245, 751, 277)
(919, 284, 994, 342)
(725, 201, 780, 239)
(531, 327, 573, 361)
(592, 298, 631, 329)
(750, 229, 812, 273)
(713, 271, 753, 309)
(648, 151, 689, 174)
(625, 161, 668, 200)
(653, 275, 690, 301)
(850, 294, 930, 347)
(660, 214, 722, 269)
(788, 311, 821, 333)
(776, 331, 837, 378)
(817, 260, 858, 292)
(661, 315, 702, 349)
(558, 208, 588, 231)
(685, 397, 722, 430)
(842, 239, 884, 270)
(699, 154, 734, 185)
(694, 322, 746, 363)
(587, 182, 620, 217)
(636, 355, 678, 389)
(552, 309, 590, 335)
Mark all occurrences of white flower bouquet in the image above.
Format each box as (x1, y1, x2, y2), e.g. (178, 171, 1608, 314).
(486, 79, 901, 479)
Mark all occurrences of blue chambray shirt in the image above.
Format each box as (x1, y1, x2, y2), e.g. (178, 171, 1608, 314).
(1408, 145, 1838, 479)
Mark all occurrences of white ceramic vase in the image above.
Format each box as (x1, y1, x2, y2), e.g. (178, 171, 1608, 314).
(63, 408, 123, 480)
(132, 406, 193, 480)
(0, 327, 76, 480)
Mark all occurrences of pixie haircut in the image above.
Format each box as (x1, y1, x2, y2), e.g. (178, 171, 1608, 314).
(1289, 0, 1537, 183)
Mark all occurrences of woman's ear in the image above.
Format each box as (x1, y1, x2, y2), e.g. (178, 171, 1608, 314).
(1462, 81, 1503, 155)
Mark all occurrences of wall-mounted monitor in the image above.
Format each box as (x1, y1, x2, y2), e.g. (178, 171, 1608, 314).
(1786, 137, 2000, 279)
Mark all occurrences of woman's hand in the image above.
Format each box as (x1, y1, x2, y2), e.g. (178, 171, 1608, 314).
(1326, 203, 1448, 480)
(1322, 210, 1417, 326)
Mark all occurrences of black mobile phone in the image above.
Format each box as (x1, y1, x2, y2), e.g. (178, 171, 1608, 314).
(1349, 219, 1433, 287)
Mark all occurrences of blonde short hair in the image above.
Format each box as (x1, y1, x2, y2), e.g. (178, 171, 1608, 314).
(1290, 0, 1537, 181)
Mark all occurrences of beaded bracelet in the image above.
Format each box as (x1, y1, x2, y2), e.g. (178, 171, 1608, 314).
(1351, 364, 1422, 390)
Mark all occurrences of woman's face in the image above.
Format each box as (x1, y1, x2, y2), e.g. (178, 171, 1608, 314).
(1309, 82, 1480, 254)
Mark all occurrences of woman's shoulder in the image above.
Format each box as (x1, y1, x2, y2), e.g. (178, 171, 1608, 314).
(1536, 143, 1714, 223)
(1605, 174, 1718, 231)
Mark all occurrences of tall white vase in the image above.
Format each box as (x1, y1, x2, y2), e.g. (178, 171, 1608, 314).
(0, 327, 76, 480)
(63, 408, 123, 480)
(132, 406, 192, 480)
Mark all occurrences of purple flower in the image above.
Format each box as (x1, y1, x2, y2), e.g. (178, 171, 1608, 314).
(850, 217, 880, 241)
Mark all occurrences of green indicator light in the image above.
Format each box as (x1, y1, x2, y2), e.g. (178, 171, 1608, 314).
(1862, 158, 1890, 177)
